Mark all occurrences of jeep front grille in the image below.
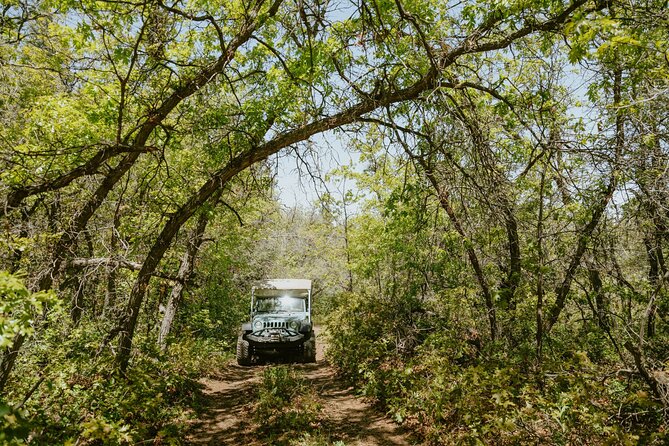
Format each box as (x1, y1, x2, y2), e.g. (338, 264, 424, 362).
(263, 321, 287, 329)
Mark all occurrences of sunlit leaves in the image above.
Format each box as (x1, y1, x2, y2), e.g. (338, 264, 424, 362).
(0, 271, 59, 349)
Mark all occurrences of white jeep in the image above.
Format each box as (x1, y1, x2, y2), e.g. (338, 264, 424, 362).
(236, 279, 316, 365)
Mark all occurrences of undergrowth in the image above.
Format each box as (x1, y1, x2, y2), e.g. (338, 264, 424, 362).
(326, 292, 669, 445)
(289, 432, 347, 446)
(1, 313, 230, 445)
(253, 365, 323, 443)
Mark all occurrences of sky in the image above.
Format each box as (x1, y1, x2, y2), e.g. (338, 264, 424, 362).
(273, 131, 360, 209)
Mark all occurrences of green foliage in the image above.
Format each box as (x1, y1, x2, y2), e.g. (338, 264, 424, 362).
(0, 271, 59, 349)
(2, 314, 230, 445)
(328, 290, 669, 445)
(254, 366, 322, 438)
(0, 402, 30, 446)
(289, 432, 347, 446)
(2, 0, 669, 443)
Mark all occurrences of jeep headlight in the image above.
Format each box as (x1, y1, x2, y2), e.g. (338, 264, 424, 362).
(288, 320, 300, 330)
(253, 320, 263, 330)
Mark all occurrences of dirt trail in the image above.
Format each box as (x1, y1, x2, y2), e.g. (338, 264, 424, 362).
(187, 328, 416, 445)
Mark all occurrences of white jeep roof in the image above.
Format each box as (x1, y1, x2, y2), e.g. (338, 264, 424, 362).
(252, 279, 312, 297)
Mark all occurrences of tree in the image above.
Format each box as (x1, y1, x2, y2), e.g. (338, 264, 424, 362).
(2, 0, 607, 375)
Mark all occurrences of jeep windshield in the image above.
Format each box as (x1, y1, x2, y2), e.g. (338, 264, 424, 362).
(254, 296, 306, 313)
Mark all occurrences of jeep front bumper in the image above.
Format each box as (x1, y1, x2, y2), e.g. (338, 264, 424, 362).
(246, 327, 306, 346)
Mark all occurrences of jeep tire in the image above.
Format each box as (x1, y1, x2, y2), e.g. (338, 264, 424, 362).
(303, 331, 317, 363)
(236, 336, 252, 366)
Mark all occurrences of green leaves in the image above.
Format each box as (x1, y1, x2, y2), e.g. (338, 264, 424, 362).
(254, 366, 322, 435)
(0, 271, 59, 349)
(0, 402, 31, 446)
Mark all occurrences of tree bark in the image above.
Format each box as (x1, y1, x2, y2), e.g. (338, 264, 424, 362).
(23, 0, 285, 296)
(501, 208, 521, 310)
(115, 56, 442, 371)
(0, 333, 25, 393)
(373, 113, 499, 340)
(624, 341, 665, 405)
(104, 210, 122, 318)
(588, 266, 608, 329)
(158, 205, 212, 351)
(425, 168, 497, 341)
(643, 236, 663, 337)
(544, 174, 616, 333)
(536, 165, 546, 364)
(445, 90, 521, 312)
(342, 186, 354, 293)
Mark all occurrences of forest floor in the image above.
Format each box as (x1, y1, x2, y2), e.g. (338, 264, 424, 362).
(186, 327, 417, 445)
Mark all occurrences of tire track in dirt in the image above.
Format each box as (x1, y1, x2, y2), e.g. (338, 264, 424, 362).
(187, 327, 417, 446)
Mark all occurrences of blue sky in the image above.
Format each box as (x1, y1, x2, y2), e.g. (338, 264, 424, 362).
(273, 131, 360, 209)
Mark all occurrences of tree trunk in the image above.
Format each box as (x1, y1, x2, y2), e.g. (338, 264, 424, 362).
(588, 266, 608, 329)
(544, 170, 616, 334)
(39, 152, 142, 294)
(501, 209, 521, 310)
(158, 198, 214, 351)
(114, 53, 448, 372)
(536, 165, 546, 364)
(2, 0, 279, 384)
(417, 160, 497, 341)
(104, 211, 123, 318)
(643, 236, 662, 337)
(342, 189, 354, 293)
(0, 333, 25, 393)
(1, 145, 143, 217)
(64, 271, 85, 325)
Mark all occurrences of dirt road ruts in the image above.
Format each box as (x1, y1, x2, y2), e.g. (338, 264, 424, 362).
(187, 327, 416, 445)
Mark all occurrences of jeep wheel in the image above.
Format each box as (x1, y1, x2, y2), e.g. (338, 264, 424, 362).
(236, 336, 252, 366)
(303, 331, 317, 363)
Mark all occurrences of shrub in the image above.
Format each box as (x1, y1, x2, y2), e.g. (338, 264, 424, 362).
(3, 316, 230, 445)
(254, 366, 322, 438)
(326, 291, 669, 445)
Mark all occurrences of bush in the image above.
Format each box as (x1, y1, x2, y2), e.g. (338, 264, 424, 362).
(326, 291, 669, 445)
(3, 315, 230, 445)
(254, 366, 322, 439)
